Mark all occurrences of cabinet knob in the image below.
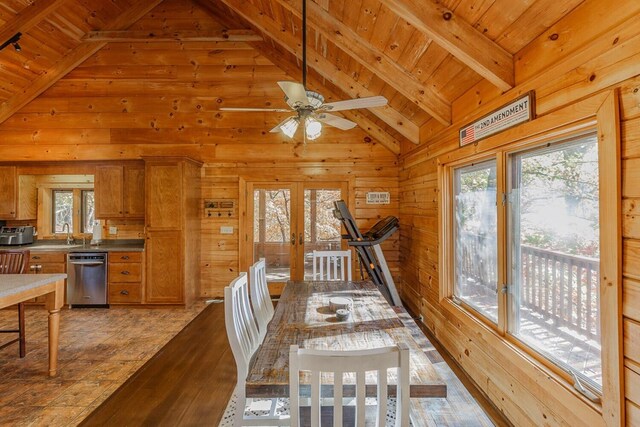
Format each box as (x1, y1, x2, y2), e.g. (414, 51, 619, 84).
(121, 270, 130, 275)
(121, 255, 129, 260)
(32, 256, 40, 260)
(120, 290, 130, 295)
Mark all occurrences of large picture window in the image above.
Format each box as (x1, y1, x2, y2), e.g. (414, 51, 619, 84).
(453, 160, 498, 323)
(440, 92, 622, 425)
(507, 134, 601, 389)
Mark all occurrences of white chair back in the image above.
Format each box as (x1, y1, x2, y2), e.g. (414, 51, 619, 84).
(289, 343, 410, 427)
(312, 250, 352, 281)
(225, 272, 260, 382)
(250, 258, 274, 342)
(225, 273, 290, 426)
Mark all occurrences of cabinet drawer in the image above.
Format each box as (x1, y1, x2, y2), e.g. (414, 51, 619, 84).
(30, 252, 66, 263)
(109, 283, 141, 304)
(108, 263, 142, 282)
(111, 252, 142, 263)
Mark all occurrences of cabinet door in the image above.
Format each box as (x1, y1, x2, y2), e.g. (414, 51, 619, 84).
(95, 166, 124, 218)
(0, 166, 17, 219)
(145, 230, 182, 303)
(146, 163, 182, 229)
(123, 166, 145, 218)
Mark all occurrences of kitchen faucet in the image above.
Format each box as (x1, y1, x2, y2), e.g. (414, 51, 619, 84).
(62, 223, 73, 245)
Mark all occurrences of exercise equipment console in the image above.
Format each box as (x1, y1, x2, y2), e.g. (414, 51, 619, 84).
(333, 200, 402, 306)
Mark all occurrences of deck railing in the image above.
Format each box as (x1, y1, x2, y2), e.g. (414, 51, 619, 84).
(458, 232, 600, 341)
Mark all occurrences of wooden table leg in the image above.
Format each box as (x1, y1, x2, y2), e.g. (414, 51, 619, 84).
(45, 279, 65, 377)
(47, 308, 60, 376)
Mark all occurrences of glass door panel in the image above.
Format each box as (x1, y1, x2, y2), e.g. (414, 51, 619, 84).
(252, 186, 294, 284)
(302, 188, 344, 280)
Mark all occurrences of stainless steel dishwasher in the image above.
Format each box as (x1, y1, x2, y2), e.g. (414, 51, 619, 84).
(67, 252, 108, 307)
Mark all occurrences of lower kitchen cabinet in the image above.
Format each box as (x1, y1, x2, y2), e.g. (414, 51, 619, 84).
(28, 251, 66, 303)
(145, 230, 182, 304)
(108, 251, 143, 304)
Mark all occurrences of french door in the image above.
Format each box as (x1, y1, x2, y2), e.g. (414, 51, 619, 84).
(244, 181, 348, 290)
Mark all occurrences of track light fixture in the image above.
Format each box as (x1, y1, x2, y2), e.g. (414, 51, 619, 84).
(0, 32, 22, 52)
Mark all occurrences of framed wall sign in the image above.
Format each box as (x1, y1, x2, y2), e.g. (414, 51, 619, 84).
(459, 91, 535, 147)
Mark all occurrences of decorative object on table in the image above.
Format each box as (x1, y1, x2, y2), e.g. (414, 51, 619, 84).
(335, 308, 350, 321)
(329, 296, 353, 312)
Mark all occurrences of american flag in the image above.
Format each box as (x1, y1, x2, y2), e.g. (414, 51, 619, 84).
(460, 125, 475, 145)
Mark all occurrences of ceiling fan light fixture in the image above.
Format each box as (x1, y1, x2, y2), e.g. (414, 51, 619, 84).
(305, 117, 322, 140)
(305, 91, 324, 109)
(281, 116, 300, 138)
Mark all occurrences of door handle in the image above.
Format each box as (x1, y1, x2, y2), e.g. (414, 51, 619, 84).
(299, 233, 304, 245)
(290, 233, 296, 246)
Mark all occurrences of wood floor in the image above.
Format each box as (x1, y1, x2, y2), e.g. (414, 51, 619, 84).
(0, 301, 510, 426)
(0, 303, 207, 426)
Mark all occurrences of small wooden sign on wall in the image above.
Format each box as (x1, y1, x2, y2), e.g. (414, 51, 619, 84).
(459, 91, 535, 147)
(366, 192, 390, 204)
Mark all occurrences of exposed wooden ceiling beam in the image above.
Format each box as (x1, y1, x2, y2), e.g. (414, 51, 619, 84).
(216, 0, 413, 146)
(377, 0, 514, 91)
(0, 0, 68, 50)
(83, 29, 262, 42)
(274, 0, 451, 126)
(0, 0, 165, 125)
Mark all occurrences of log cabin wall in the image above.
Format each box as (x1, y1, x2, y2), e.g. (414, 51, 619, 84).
(398, 0, 640, 425)
(0, 0, 400, 297)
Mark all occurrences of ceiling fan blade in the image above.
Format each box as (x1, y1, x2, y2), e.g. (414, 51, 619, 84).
(278, 81, 309, 108)
(220, 107, 292, 112)
(316, 113, 357, 130)
(321, 95, 388, 112)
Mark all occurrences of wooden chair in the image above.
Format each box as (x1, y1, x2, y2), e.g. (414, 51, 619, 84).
(0, 249, 30, 358)
(225, 273, 289, 426)
(289, 343, 410, 427)
(312, 250, 352, 281)
(249, 258, 274, 343)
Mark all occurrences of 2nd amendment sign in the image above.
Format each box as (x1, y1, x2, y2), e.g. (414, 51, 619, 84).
(459, 92, 535, 147)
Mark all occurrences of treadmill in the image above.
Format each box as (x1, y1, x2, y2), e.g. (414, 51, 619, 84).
(333, 200, 402, 306)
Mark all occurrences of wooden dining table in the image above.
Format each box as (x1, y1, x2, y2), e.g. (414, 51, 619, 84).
(0, 273, 66, 376)
(245, 280, 447, 399)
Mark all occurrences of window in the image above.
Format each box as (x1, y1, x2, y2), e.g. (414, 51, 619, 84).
(51, 189, 95, 235)
(439, 93, 624, 423)
(453, 160, 498, 322)
(507, 134, 601, 388)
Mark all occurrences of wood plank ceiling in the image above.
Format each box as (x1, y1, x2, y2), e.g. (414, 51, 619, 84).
(0, 0, 585, 154)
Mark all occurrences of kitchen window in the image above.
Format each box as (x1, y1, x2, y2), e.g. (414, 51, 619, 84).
(51, 188, 95, 235)
(438, 92, 622, 423)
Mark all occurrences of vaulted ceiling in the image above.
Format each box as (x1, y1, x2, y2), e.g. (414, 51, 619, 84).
(0, 0, 585, 154)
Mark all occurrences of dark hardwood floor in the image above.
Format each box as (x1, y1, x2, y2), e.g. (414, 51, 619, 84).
(80, 301, 236, 426)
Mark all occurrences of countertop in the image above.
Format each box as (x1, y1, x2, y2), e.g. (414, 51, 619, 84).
(0, 274, 67, 299)
(0, 239, 145, 253)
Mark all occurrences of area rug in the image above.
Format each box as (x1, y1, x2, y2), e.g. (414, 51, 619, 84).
(218, 386, 407, 426)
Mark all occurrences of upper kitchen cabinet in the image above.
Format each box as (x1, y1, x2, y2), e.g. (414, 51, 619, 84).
(0, 166, 17, 219)
(95, 164, 145, 219)
(0, 167, 36, 220)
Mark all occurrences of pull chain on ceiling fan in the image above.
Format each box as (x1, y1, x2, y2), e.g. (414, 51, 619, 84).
(220, 0, 388, 141)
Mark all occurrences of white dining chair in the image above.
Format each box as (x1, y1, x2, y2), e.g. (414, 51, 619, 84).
(312, 250, 352, 281)
(249, 258, 274, 343)
(289, 343, 411, 427)
(224, 273, 289, 426)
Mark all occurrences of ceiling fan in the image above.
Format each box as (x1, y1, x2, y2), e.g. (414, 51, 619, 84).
(220, 0, 388, 141)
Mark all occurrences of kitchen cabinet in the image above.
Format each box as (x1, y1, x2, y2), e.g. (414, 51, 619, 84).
(144, 158, 201, 305)
(95, 164, 144, 219)
(28, 251, 66, 303)
(0, 166, 17, 219)
(145, 230, 182, 303)
(108, 251, 144, 304)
